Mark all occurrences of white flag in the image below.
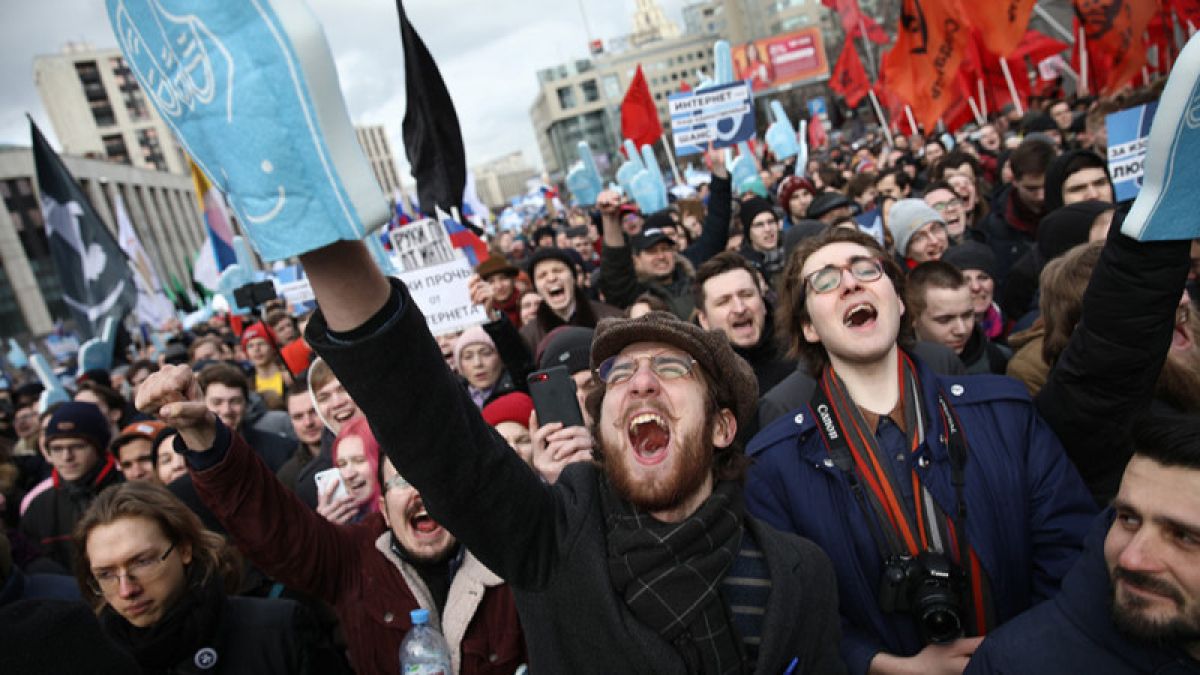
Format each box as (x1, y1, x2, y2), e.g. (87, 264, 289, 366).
(114, 194, 175, 329)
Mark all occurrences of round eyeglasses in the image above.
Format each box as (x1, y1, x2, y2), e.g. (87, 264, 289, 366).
(802, 257, 885, 294)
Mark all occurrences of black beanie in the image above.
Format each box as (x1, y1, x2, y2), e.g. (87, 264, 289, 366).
(643, 209, 675, 233)
(1036, 200, 1112, 262)
(536, 326, 595, 375)
(738, 197, 776, 229)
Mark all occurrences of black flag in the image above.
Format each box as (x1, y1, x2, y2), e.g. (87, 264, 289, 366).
(397, 1, 469, 226)
(30, 118, 135, 339)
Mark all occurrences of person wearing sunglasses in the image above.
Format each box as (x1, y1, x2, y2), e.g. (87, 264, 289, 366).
(73, 481, 313, 673)
(747, 228, 1095, 675)
(134, 365, 527, 675)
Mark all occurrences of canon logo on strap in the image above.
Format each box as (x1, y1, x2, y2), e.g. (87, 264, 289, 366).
(816, 404, 839, 441)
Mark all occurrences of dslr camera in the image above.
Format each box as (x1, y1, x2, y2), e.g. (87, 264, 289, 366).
(878, 551, 966, 645)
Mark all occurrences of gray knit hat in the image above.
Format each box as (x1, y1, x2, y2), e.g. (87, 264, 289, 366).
(889, 198, 944, 257)
(590, 311, 758, 429)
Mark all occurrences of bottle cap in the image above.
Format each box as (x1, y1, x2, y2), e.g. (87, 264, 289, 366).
(410, 609, 430, 625)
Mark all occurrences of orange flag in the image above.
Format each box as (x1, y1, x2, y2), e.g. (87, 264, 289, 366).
(881, 0, 969, 131)
(960, 0, 1037, 56)
(1073, 0, 1157, 95)
(831, 45, 871, 108)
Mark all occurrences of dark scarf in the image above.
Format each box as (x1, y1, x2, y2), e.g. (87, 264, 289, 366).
(59, 454, 120, 510)
(101, 568, 226, 674)
(603, 478, 746, 674)
(1004, 186, 1042, 238)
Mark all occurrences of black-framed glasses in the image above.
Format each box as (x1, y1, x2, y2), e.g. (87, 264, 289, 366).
(596, 354, 698, 386)
(88, 543, 175, 595)
(802, 257, 885, 294)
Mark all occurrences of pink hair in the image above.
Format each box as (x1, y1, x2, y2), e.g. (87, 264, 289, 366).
(332, 415, 382, 514)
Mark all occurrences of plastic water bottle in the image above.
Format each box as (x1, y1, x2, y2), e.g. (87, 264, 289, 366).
(399, 609, 451, 675)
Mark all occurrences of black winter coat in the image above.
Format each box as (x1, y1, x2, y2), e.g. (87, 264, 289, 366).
(1035, 224, 1192, 505)
(307, 279, 848, 675)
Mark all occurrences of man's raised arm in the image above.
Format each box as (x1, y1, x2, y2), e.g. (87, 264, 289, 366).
(299, 240, 393, 332)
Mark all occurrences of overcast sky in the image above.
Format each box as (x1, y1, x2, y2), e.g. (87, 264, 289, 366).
(1, 0, 690, 180)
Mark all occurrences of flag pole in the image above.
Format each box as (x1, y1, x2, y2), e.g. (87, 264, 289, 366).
(867, 90, 894, 147)
(998, 57, 1024, 116)
(967, 96, 985, 126)
(1032, 4, 1074, 43)
(904, 105, 919, 136)
(1079, 27, 1090, 96)
(659, 135, 685, 187)
(977, 79, 988, 119)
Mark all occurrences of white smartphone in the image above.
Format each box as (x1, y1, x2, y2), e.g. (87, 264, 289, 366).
(313, 467, 349, 501)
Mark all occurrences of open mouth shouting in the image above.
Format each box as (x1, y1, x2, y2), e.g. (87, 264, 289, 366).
(843, 302, 878, 330)
(628, 411, 671, 466)
(543, 283, 569, 307)
(405, 499, 444, 539)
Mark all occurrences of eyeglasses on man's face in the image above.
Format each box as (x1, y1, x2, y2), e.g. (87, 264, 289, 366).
(89, 543, 176, 595)
(596, 353, 698, 386)
(802, 256, 885, 295)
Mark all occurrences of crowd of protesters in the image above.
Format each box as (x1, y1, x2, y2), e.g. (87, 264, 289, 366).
(2, 80, 1200, 675)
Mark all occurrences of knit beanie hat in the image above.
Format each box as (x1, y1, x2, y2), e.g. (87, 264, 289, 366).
(941, 241, 997, 277)
(1036, 200, 1112, 263)
(777, 176, 817, 210)
(46, 401, 111, 452)
(537, 326, 594, 374)
(482, 392, 535, 428)
(591, 311, 758, 429)
(524, 247, 577, 291)
(889, 199, 945, 257)
(738, 196, 776, 229)
(453, 326, 496, 369)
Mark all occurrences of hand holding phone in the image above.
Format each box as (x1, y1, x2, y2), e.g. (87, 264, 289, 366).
(527, 366, 585, 428)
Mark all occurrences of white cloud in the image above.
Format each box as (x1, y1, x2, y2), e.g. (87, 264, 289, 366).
(2, 0, 691, 183)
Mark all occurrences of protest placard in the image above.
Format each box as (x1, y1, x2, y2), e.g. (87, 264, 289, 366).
(388, 219, 458, 272)
(1106, 103, 1158, 202)
(669, 81, 755, 156)
(398, 257, 487, 336)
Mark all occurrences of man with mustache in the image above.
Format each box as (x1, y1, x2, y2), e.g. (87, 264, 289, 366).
(745, 228, 1095, 675)
(966, 414, 1200, 673)
(135, 364, 527, 675)
(287, 238, 845, 673)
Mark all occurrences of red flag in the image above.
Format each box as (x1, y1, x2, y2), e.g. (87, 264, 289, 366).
(1170, 0, 1200, 26)
(831, 45, 871, 108)
(824, 0, 889, 44)
(960, 0, 1038, 56)
(679, 80, 692, 93)
(621, 65, 663, 147)
(1072, 0, 1156, 95)
(808, 115, 828, 149)
(881, 0, 969, 132)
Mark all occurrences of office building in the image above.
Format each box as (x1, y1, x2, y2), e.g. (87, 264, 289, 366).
(33, 42, 188, 175)
(472, 152, 538, 210)
(355, 124, 405, 197)
(0, 145, 205, 337)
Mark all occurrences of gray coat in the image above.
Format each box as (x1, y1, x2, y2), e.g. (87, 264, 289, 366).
(308, 279, 846, 674)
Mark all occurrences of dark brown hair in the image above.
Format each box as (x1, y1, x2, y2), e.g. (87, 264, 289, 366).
(905, 261, 966, 319)
(73, 481, 241, 610)
(1010, 138, 1057, 180)
(692, 251, 761, 311)
(777, 228, 912, 375)
(196, 362, 249, 399)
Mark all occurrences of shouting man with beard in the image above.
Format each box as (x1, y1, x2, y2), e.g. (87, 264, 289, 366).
(1035, 211, 1198, 506)
(286, 239, 845, 673)
(135, 364, 527, 675)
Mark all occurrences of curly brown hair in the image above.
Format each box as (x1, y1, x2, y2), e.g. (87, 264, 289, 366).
(73, 481, 241, 610)
(777, 228, 913, 375)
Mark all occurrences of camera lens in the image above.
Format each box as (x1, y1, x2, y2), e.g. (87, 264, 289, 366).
(919, 605, 963, 644)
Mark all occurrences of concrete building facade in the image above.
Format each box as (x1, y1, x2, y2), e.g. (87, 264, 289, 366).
(0, 146, 205, 337)
(34, 43, 188, 176)
(355, 124, 404, 197)
(471, 152, 538, 209)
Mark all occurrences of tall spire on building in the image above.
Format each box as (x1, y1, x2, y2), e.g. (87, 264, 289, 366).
(631, 0, 680, 46)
